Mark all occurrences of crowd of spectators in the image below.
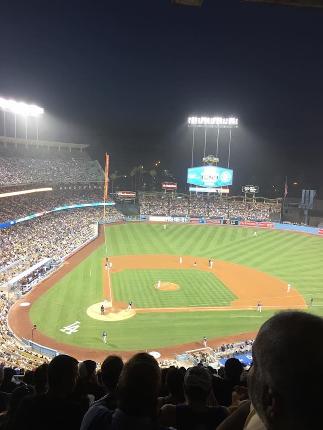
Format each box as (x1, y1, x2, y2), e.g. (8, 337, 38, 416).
(0, 206, 124, 285)
(0, 157, 103, 186)
(0, 188, 104, 222)
(139, 194, 280, 221)
(0, 296, 49, 372)
(0, 311, 320, 429)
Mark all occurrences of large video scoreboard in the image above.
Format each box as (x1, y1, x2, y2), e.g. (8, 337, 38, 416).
(187, 166, 233, 188)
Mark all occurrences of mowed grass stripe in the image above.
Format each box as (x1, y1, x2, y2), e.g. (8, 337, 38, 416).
(111, 269, 235, 308)
(30, 224, 323, 351)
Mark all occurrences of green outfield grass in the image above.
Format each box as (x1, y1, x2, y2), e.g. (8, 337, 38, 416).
(29, 223, 323, 351)
(112, 269, 235, 308)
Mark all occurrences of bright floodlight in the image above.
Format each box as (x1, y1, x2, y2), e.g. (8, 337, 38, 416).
(188, 116, 238, 128)
(0, 97, 44, 117)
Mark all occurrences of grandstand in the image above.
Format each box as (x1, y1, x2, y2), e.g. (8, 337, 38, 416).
(0, 136, 103, 186)
(139, 192, 281, 221)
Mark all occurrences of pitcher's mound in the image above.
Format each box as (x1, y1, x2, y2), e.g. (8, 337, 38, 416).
(87, 302, 136, 321)
(155, 282, 180, 291)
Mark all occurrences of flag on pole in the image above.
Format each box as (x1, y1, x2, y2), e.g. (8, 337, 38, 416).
(284, 177, 288, 198)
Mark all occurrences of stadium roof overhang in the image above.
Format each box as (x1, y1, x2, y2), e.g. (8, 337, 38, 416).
(0, 136, 88, 150)
(171, 0, 204, 6)
(242, 0, 323, 7)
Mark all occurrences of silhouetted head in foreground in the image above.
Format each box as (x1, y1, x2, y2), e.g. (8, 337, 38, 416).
(248, 311, 323, 430)
(48, 354, 79, 397)
(117, 352, 161, 417)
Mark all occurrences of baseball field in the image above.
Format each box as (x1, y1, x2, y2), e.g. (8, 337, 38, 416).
(9, 223, 323, 360)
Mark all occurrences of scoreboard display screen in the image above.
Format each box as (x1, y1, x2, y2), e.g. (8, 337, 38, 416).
(187, 166, 233, 188)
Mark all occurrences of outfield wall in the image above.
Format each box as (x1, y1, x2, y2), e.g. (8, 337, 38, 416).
(143, 215, 323, 236)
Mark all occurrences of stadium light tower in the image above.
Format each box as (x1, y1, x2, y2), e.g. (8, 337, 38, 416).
(0, 96, 44, 140)
(187, 116, 238, 168)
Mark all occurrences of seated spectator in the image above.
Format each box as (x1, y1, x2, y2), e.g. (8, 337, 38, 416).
(160, 366, 228, 430)
(0, 367, 10, 414)
(0, 368, 16, 394)
(212, 358, 245, 407)
(2, 383, 35, 430)
(248, 311, 323, 430)
(81, 352, 164, 430)
(74, 360, 105, 403)
(80, 355, 124, 429)
(11, 354, 85, 430)
(33, 363, 48, 395)
(158, 366, 185, 409)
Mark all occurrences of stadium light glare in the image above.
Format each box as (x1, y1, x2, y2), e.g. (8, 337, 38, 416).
(188, 116, 238, 128)
(0, 97, 44, 117)
(0, 187, 52, 199)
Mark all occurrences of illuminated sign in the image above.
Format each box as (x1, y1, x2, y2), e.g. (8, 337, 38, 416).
(242, 185, 259, 194)
(187, 166, 233, 188)
(116, 191, 136, 199)
(162, 182, 177, 190)
(189, 186, 229, 194)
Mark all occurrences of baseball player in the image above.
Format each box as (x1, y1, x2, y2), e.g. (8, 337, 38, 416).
(163, 224, 167, 230)
(157, 280, 161, 289)
(210, 259, 214, 269)
(102, 331, 107, 343)
(253, 231, 257, 237)
(100, 304, 105, 315)
(203, 336, 208, 348)
(179, 256, 183, 265)
(128, 301, 133, 310)
(257, 302, 262, 313)
(287, 283, 291, 293)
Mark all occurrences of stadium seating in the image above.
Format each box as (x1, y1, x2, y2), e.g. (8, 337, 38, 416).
(139, 193, 280, 221)
(0, 156, 103, 185)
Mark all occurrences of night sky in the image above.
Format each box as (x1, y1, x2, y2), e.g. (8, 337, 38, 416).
(1, 0, 323, 195)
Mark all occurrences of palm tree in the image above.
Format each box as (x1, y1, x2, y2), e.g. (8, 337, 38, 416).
(137, 165, 145, 190)
(149, 169, 157, 190)
(130, 167, 138, 191)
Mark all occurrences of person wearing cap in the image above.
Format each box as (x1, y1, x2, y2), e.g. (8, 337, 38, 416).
(160, 366, 228, 430)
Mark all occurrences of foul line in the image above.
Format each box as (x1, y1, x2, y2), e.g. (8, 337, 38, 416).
(102, 259, 113, 304)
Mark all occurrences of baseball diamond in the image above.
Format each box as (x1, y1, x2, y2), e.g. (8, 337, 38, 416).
(8, 222, 323, 361)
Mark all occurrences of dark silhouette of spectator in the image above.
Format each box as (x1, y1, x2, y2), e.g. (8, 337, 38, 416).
(10, 354, 85, 430)
(249, 311, 323, 430)
(158, 367, 185, 409)
(81, 352, 164, 430)
(212, 358, 244, 407)
(160, 366, 228, 430)
(2, 383, 34, 430)
(0, 368, 16, 394)
(80, 355, 124, 430)
(74, 360, 104, 404)
(33, 363, 48, 395)
(0, 367, 10, 414)
(22, 370, 34, 386)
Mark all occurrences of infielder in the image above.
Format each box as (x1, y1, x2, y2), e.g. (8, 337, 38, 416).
(179, 256, 183, 264)
(287, 283, 291, 293)
(163, 224, 167, 230)
(257, 302, 262, 313)
(128, 301, 133, 310)
(157, 280, 161, 289)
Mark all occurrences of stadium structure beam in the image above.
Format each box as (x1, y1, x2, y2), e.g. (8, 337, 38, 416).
(188, 116, 238, 168)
